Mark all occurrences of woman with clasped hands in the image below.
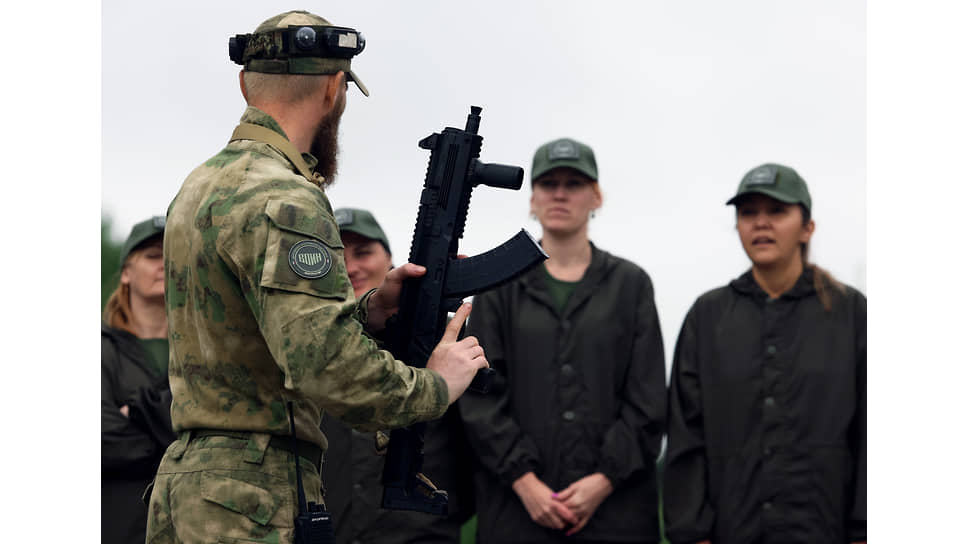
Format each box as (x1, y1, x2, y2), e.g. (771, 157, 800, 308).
(459, 138, 667, 543)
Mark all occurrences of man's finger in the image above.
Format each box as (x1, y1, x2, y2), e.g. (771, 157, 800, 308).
(441, 303, 472, 342)
(455, 335, 480, 349)
(387, 262, 426, 281)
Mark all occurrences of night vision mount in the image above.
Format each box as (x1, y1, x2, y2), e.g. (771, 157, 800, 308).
(230, 25, 366, 65)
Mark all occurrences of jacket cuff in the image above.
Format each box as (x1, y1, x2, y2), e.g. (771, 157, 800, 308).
(500, 458, 541, 488)
(427, 369, 451, 419)
(597, 461, 625, 490)
(353, 288, 377, 326)
(598, 448, 644, 489)
(353, 288, 386, 345)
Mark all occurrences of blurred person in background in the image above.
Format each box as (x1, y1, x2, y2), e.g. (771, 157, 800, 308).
(459, 138, 667, 543)
(663, 163, 866, 544)
(321, 207, 475, 543)
(101, 216, 176, 544)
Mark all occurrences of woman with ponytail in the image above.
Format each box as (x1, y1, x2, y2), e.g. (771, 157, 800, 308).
(663, 164, 866, 544)
(102, 216, 176, 544)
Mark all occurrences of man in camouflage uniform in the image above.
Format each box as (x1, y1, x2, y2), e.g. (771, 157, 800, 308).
(145, 10, 488, 544)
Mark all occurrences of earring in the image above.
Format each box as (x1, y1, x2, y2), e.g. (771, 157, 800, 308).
(590, 210, 597, 219)
(530, 212, 537, 221)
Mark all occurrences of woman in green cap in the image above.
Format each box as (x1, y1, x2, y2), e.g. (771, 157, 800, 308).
(101, 216, 176, 544)
(663, 163, 866, 544)
(460, 138, 667, 543)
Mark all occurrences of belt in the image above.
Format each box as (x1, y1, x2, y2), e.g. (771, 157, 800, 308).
(191, 429, 323, 467)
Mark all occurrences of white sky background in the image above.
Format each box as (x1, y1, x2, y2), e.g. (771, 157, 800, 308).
(102, 1, 865, 368)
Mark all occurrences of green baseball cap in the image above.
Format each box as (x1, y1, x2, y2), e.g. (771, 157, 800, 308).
(531, 137, 598, 182)
(119, 216, 165, 266)
(334, 208, 391, 255)
(231, 10, 369, 96)
(726, 163, 812, 212)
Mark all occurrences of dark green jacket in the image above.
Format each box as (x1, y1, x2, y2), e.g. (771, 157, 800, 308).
(459, 243, 667, 543)
(101, 324, 175, 544)
(663, 269, 866, 544)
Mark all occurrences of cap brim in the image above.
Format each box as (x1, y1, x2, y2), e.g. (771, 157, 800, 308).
(531, 164, 553, 181)
(347, 69, 369, 97)
(119, 230, 164, 266)
(531, 164, 597, 182)
(339, 225, 372, 239)
(726, 187, 800, 206)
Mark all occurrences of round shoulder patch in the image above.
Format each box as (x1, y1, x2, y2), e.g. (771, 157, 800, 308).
(289, 239, 333, 279)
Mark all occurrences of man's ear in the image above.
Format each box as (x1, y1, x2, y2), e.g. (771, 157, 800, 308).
(321, 71, 345, 112)
(239, 70, 249, 102)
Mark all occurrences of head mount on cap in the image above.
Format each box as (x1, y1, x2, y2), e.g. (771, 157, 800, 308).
(229, 10, 369, 96)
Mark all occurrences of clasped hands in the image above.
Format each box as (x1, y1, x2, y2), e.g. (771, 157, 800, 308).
(512, 471, 614, 536)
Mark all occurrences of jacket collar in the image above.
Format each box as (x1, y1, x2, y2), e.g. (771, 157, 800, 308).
(102, 323, 161, 377)
(730, 266, 816, 301)
(521, 241, 616, 318)
(237, 106, 320, 173)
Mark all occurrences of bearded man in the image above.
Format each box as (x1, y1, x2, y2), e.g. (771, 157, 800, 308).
(144, 10, 488, 544)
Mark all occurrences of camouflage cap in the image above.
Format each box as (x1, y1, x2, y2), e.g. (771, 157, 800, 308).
(726, 163, 812, 212)
(531, 137, 598, 182)
(119, 216, 165, 266)
(236, 10, 369, 96)
(334, 208, 391, 255)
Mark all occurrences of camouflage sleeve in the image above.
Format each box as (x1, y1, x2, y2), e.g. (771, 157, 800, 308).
(221, 196, 448, 430)
(351, 287, 384, 346)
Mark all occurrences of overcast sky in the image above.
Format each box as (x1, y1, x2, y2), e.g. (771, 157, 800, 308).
(102, 0, 866, 371)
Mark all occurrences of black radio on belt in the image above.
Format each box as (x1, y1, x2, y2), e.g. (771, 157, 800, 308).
(294, 503, 333, 544)
(288, 402, 334, 544)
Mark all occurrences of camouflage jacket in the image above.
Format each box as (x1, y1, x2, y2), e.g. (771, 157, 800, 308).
(164, 106, 449, 450)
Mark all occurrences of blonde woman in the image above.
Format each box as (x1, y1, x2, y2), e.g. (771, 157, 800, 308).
(101, 216, 175, 544)
(460, 138, 667, 543)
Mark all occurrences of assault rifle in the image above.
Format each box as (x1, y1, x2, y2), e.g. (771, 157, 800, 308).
(381, 106, 547, 515)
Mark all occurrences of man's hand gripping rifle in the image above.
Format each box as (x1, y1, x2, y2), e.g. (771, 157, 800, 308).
(380, 106, 547, 515)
